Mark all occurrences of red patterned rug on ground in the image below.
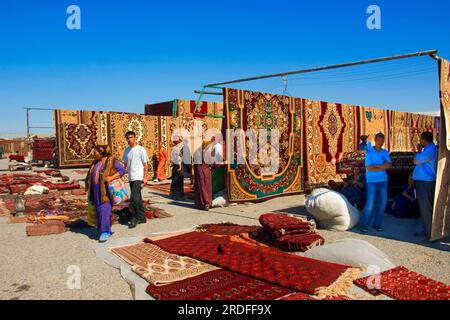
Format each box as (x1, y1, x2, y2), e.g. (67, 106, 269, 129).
(148, 231, 359, 296)
(354, 266, 450, 300)
(196, 223, 260, 236)
(146, 269, 294, 300)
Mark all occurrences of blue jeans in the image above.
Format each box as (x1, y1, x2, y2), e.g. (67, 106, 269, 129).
(361, 182, 388, 228)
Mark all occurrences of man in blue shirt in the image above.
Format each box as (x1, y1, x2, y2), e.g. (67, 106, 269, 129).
(413, 131, 438, 238)
(360, 132, 392, 233)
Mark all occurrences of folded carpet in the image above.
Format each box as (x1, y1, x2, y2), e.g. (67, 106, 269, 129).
(147, 231, 360, 297)
(259, 213, 316, 238)
(26, 220, 66, 236)
(355, 266, 450, 300)
(146, 269, 294, 300)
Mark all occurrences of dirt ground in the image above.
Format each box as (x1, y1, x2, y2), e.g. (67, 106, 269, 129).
(0, 159, 448, 300)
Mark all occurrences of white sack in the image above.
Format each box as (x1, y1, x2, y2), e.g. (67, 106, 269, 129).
(24, 185, 50, 195)
(305, 188, 360, 231)
(299, 238, 395, 272)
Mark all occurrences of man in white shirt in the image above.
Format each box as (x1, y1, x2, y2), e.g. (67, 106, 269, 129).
(122, 131, 149, 229)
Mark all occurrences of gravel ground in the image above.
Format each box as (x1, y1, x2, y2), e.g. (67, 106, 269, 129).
(0, 160, 449, 300)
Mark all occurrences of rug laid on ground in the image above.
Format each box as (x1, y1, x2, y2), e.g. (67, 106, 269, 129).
(223, 88, 304, 202)
(354, 266, 450, 300)
(196, 223, 260, 236)
(303, 100, 359, 186)
(111, 241, 217, 285)
(148, 231, 359, 297)
(146, 268, 293, 300)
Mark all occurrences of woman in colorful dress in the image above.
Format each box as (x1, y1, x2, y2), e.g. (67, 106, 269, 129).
(86, 145, 126, 242)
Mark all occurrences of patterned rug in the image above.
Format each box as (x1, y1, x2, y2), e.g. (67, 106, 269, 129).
(223, 88, 303, 202)
(432, 58, 450, 241)
(359, 106, 390, 147)
(160, 100, 224, 177)
(111, 242, 217, 285)
(109, 112, 159, 179)
(149, 231, 359, 296)
(355, 266, 450, 300)
(146, 269, 293, 300)
(54, 110, 102, 168)
(304, 100, 359, 185)
(259, 213, 316, 238)
(196, 223, 260, 236)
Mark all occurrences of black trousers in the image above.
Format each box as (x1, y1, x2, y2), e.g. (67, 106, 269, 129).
(129, 180, 145, 221)
(415, 180, 436, 236)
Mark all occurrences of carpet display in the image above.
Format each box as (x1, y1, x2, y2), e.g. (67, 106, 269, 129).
(359, 106, 390, 146)
(54, 110, 101, 168)
(162, 100, 223, 170)
(432, 58, 450, 241)
(441, 59, 450, 150)
(223, 88, 303, 202)
(149, 231, 359, 296)
(146, 269, 293, 300)
(111, 242, 217, 285)
(109, 112, 159, 179)
(304, 100, 358, 185)
(355, 266, 450, 300)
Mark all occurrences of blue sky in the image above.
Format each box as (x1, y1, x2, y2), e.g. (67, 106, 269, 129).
(0, 0, 449, 136)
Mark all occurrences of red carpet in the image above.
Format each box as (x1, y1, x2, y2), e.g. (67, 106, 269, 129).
(259, 213, 316, 238)
(148, 231, 356, 295)
(147, 269, 293, 300)
(196, 223, 260, 236)
(355, 266, 450, 300)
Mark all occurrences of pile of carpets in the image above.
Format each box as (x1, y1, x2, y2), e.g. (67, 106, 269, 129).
(0, 171, 80, 195)
(197, 213, 324, 252)
(109, 225, 449, 300)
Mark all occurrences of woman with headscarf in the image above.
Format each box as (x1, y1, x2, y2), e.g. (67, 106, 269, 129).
(169, 136, 185, 199)
(86, 145, 126, 242)
(194, 139, 213, 210)
(154, 141, 168, 182)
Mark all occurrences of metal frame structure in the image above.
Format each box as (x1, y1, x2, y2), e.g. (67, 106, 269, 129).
(193, 49, 440, 116)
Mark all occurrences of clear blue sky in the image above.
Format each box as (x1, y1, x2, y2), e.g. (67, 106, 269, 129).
(0, 0, 449, 136)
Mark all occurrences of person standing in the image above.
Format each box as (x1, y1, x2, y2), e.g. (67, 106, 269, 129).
(154, 142, 168, 182)
(122, 131, 149, 229)
(360, 133, 392, 233)
(86, 145, 126, 242)
(413, 131, 438, 238)
(358, 135, 373, 152)
(169, 136, 185, 199)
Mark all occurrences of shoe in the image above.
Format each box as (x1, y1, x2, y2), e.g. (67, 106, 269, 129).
(204, 205, 210, 211)
(360, 226, 369, 234)
(99, 232, 111, 242)
(129, 219, 138, 229)
(138, 218, 147, 224)
(374, 226, 383, 232)
(153, 179, 158, 182)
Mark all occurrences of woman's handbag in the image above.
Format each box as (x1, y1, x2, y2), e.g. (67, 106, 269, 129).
(107, 178, 130, 205)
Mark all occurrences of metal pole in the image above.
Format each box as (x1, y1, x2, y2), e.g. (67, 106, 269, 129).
(203, 49, 438, 88)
